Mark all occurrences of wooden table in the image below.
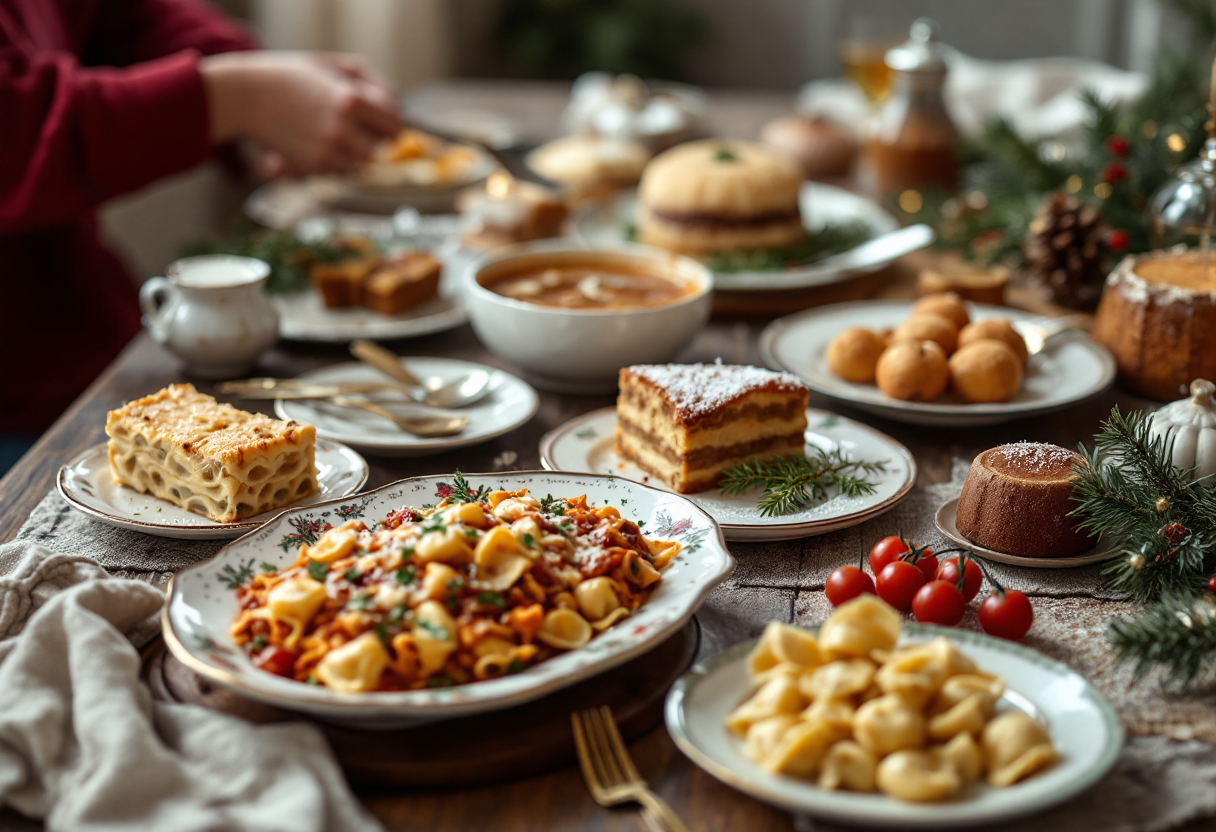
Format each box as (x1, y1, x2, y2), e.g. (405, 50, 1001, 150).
(2, 83, 1204, 832)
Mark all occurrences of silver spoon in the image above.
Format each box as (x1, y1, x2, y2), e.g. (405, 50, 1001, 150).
(350, 340, 492, 408)
(327, 396, 468, 437)
(1016, 314, 1092, 356)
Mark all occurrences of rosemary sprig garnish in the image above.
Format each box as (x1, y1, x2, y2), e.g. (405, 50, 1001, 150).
(449, 469, 492, 504)
(718, 451, 888, 517)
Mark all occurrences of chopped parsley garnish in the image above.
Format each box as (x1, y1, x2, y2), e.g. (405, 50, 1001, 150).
(465, 528, 480, 539)
(477, 591, 507, 609)
(558, 522, 575, 534)
(344, 568, 361, 583)
(631, 560, 640, 576)
(402, 545, 415, 558)
(416, 620, 449, 640)
(521, 533, 536, 548)
(421, 518, 446, 535)
(306, 676, 320, 686)
(713, 146, 739, 162)
(388, 604, 412, 624)
(507, 658, 525, 675)
(395, 565, 417, 585)
(347, 593, 374, 611)
(259, 561, 279, 573)
(539, 494, 565, 515)
(218, 558, 255, 589)
(447, 578, 465, 592)
(425, 676, 454, 688)
(306, 560, 329, 582)
(250, 635, 268, 651)
(374, 623, 392, 649)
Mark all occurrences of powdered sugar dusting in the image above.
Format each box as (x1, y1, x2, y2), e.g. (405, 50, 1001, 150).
(627, 363, 806, 419)
(993, 441, 1076, 473)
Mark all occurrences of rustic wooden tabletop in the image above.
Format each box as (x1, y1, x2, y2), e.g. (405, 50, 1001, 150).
(1, 82, 1202, 832)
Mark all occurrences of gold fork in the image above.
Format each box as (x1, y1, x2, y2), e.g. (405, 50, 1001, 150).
(571, 706, 689, 832)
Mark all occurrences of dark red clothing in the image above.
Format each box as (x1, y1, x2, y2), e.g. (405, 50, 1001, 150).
(0, 0, 255, 433)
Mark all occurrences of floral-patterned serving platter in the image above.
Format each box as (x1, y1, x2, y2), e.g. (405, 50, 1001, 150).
(666, 624, 1122, 829)
(57, 439, 368, 540)
(162, 471, 734, 728)
(539, 408, 916, 542)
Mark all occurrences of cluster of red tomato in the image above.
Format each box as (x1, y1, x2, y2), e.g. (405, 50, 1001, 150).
(825, 536, 1034, 641)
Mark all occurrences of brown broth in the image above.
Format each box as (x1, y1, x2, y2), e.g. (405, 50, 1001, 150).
(486, 263, 693, 309)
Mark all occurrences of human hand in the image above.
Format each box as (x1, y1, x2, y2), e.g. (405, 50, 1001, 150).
(201, 51, 403, 174)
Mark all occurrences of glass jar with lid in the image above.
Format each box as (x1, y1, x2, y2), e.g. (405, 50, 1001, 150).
(1149, 137, 1216, 250)
(860, 18, 961, 202)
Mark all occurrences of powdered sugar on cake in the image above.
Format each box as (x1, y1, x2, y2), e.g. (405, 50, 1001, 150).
(993, 441, 1076, 473)
(627, 363, 806, 420)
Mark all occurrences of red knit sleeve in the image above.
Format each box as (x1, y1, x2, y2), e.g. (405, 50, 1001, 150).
(83, 0, 258, 65)
(0, 48, 213, 233)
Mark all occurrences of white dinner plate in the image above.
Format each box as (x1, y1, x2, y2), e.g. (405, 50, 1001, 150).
(760, 301, 1117, 426)
(57, 438, 368, 540)
(573, 183, 902, 291)
(935, 498, 1111, 568)
(666, 625, 1122, 829)
(163, 471, 734, 727)
(539, 407, 916, 542)
(271, 245, 478, 343)
(275, 358, 538, 457)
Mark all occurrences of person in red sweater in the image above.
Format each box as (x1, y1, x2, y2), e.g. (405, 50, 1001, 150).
(0, 0, 403, 470)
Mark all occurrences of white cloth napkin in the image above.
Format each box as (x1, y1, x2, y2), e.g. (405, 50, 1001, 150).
(0, 540, 383, 832)
(798, 54, 1148, 140)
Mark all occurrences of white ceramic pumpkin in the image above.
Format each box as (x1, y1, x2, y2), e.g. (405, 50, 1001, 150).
(1148, 379, 1216, 484)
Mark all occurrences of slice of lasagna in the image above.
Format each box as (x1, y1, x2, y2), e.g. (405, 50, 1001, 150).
(615, 364, 809, 494)
(106, 384, 319, 522)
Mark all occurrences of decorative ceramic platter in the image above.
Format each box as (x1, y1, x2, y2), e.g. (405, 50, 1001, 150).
(573, 182, 903, 291)
(57, 438, 368, 540)
(760, 301, 1117, 427)
(272, 245, 478, 343)
(935, 498, 1111, 568)
(666, 624, 1122, 829)
(274, 358, 539, 457)
(539, 407, 916, 542)
(162, 471, 734, 727)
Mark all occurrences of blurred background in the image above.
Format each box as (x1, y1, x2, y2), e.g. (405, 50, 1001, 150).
(103, 0, 1197, 280)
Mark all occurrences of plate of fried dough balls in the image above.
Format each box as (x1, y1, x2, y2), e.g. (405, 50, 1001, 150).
(759, 297, 1116, 426)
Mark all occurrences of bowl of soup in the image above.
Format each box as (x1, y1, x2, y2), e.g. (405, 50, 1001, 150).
(466, 241, 712, 391)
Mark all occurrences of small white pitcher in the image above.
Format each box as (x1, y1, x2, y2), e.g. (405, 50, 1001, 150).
(140, 255, 279, 379)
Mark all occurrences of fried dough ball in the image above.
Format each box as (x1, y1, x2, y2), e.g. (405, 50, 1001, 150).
(949, 340, 1024, 403)
(827, 327, 887, 383)
(891, 313, 958, 355)
(876, 341, 949, 401)
(911, 292, 970, 330)
(958, 318, 1028, 366)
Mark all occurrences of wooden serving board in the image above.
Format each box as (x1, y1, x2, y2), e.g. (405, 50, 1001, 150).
(142, 619, 700, 788)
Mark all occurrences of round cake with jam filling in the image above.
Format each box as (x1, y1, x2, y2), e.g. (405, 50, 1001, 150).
(955, 442, 1091, 557)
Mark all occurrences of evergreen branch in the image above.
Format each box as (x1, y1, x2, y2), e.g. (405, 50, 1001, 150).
(1109, 590, 1216, 687)
(719, 451, 887, 518)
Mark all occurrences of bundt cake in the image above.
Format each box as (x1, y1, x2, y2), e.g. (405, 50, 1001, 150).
(1092, 249, 1216, 400)
(955, 442, 1091, 557)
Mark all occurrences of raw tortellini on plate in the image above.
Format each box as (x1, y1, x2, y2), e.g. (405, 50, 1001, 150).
(725, 596, 1057, 803)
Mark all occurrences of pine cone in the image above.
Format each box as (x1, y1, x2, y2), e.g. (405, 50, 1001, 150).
(1024, 191, 1110, 309)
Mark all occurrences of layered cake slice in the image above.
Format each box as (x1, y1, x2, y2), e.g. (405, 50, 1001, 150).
(616, 364, 809, 493)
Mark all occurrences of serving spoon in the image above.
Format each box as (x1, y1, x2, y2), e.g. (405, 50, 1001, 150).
(350, 340, 491, 408)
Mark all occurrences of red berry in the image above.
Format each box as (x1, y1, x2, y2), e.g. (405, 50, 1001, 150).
(912, 580, 966, 626)
(876, 561, 927, 612)
(936, 556, 983, 602)
(979, 590, 1034, 640)
(826, 565, 877, 607)
(1102, 162, 1128, 184)
(1108, 229, 1130, 251)
(1209, 575, 1216, 593)
(1107, 135, 1128, 157)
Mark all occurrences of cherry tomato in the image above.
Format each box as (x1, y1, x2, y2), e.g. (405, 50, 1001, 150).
(979, 590, 1034, 640)
(254, 646, 297, 678)
(913, 549, 938, 582)
(936, 556, 983, 602)
(825, 565, 876, 607)
(912, 580, 966, 625)
(1209, 575, 1216, 594)
(869, 536, 910, 574)
(876, 561, 927, 612)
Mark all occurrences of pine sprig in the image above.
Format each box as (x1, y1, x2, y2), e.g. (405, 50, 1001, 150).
(1108, 592, 1216, 688)
(718, 451, 887, 518)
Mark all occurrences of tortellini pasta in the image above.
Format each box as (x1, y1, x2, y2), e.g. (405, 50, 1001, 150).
(314, 632, 390, 693)
(536, 607, 593, 651)
(727, 596, 1057, 803)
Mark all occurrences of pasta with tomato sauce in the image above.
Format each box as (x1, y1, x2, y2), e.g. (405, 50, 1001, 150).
(230, 487, 681, 692)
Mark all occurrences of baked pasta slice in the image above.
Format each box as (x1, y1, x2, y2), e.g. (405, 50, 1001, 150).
(105, 384, 318, 522)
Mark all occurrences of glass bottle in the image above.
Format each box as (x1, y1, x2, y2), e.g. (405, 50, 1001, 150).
(861, 19, 961, 201)
(1148, 137, 1216, 251)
